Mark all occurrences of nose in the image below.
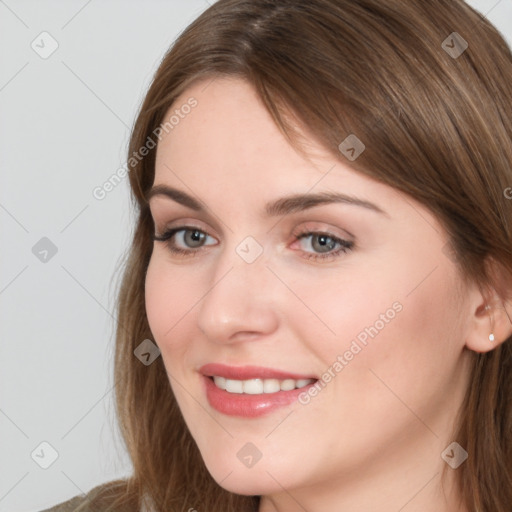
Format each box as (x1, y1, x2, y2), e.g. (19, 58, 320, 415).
(196, 247, 279, 345)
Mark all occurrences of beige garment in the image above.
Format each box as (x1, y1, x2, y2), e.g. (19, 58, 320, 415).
(39, 484, 150, 512)
(39, 483, 138, 512)
(40, 493, 96, 512)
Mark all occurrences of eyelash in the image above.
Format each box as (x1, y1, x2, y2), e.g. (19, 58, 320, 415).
(152, 226, 354, 262)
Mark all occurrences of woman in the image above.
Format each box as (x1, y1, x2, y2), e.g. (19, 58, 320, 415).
(44, 0, 512, 510)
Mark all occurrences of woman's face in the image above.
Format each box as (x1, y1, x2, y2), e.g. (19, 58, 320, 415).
(145, 77, 475, 504)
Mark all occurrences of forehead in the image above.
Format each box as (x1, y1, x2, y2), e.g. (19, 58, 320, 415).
(158, 77, 337, 165)
(155, 78, 362, 191)
(150, 77, 431, 228)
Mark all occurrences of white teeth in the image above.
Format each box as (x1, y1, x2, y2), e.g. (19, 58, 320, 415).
(213, 376, 226, 390)
(263, 379, 280, 393)
(225, 379, 244, 393)
(243, 379, 263, 394)
(212, 376, 316, 394)
(295, 379, 312, 389)
(280, 379, 296, 391)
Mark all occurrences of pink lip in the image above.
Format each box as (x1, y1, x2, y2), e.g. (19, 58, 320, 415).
(199, 363, 318, 418)
(199, 363, 316, 381)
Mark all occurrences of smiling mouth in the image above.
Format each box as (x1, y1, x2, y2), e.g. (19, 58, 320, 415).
(209, 376, 317, 394)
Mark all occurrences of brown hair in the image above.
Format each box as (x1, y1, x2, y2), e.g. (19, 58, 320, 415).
(86, 1, 512, 510)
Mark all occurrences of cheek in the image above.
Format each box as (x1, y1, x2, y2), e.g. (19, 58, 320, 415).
(286, 263, 405, 365)
(292, 256, 462, 400)
(145, 256, 169, 341)
(144, 254, 197, 352)
(337, 267, 464, 411)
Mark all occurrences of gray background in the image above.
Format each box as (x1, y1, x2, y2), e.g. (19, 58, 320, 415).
(1, 1, 510, 511)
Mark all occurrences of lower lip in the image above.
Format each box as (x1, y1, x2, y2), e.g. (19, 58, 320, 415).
(202, 375, 317, 418)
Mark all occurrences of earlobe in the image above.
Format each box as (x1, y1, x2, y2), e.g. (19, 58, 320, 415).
(465, 294, 512, 354)
(491, 299, 512, 345)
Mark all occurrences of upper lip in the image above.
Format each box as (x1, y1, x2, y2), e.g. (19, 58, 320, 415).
(199, 363, 317, 381)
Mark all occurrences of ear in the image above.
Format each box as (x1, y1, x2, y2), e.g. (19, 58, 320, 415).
(464, 264, 512, 354)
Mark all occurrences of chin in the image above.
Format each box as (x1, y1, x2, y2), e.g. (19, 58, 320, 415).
(200, 451, 299, 496)
(211, 470, 281, 496)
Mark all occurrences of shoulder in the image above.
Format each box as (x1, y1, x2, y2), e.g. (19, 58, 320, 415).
(39, 493, 94, 512)
(39, 481, 134, 512)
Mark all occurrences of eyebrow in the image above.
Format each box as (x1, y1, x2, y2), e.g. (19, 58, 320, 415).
(147, 184, 388, 217)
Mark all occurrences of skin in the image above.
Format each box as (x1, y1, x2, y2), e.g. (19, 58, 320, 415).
(145, 76, 510, 511)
